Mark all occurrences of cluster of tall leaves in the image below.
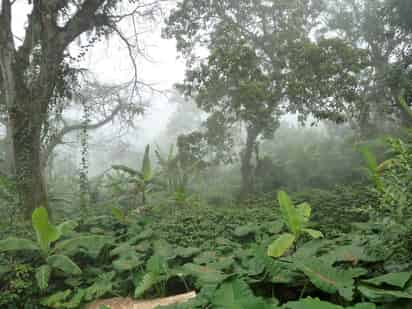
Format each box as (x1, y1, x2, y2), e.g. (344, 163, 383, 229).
(111, 144, 154, 206)
(268, 191, 323, 258)
(360, 131, 412, 263)
(0, 207, 112, 292)
(155, 144, 200, 198)
(362, 132, 412, 219)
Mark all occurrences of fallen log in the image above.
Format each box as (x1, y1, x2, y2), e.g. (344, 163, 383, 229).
(87, 291, 196, 309)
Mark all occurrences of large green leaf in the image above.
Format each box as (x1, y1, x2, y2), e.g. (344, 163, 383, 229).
(36, 264, 51, 290)
(111, 207, 126, 223)
(54, 235, 113, 258)
(0, 264, 12, 275)
(322, 243, 382, 265)
(112, 165, 140, 176)
(142, 144, 152, 181)
(134, 272, 158, 298)
(267, 233, 296, 258)
(147, 254, 168, 275)
(233, 224, 258, 237)
(84, 271, 116, 301)
(57, 220, 78, 237)
(47, 254, 82, 275)
(212, 279, 277, 309)
(183, 263, 229, 286)
(284, 297, 376, 309)
(113, 253, 143, 271)
(0, 237, 39, 252)
(40, 290, 72, 308)
(349, 304, 377, 309)
(284, 297, 343, 309)
(297, 258, 356, 301)
(363, 272, 412, 289)
(360, 147, 383, 190)
(296, 202, 311, 225)
(278, 191, 301, 235)
(110, 243, 135, 256)
(175, 246, 201, 259)
(59, 289, 86, 309)
(302, 228, 324, 239)
(358, 285, 412, 302)
(32, 207, 60, 254)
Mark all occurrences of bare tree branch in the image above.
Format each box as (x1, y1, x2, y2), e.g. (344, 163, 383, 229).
(42, 97, 126, 166)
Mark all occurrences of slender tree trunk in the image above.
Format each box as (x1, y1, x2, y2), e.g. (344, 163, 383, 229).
(240, 126, 259, 200)
(358, 100, 372, 138)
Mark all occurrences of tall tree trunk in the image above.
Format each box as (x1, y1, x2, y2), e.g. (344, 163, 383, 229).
(9, 99, 48, 219)
(240, 125, 259, 200)
(1, 123, 15, 175)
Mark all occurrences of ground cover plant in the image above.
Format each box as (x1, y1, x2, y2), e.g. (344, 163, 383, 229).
(1, 0, 412, 308)
(1, 163, 411, 308)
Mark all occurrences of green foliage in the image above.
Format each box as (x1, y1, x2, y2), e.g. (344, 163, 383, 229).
(111, 144, 155, 206)
(268, 191, 323, 258)
(7, 0, 412, 308)
(212, 279, 276, 308)
(284, 297, 375, 309)
(297, 258, 358, 301)
(134, 254, 171, 298)
(1, 184, 412, 308)
(0, 237, 39, 252)
(256, 123, 368, 193)
(35, 265, 51, 291)
(32, 207, 61, 255)
(0, 263, 39, 307)
(155, 143, 201, 199)
(363, 272, 412, 289)
(0, 207, 111, 298)
(360, 134, 412, 265)
(268, 233, 296, 259)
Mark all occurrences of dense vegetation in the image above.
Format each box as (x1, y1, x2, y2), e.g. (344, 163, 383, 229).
(0, 0, 412, 308)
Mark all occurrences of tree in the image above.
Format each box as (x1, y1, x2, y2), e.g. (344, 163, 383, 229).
(0, 0, 158, 217)
(182, 39, 281, 197)
(385, 0, 412, 124)
(387, 0, 412, 32)
(324, 0, 412, 131)
(165, 0, 366, 198)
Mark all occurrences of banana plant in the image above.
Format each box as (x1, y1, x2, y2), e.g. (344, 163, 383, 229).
(112, 144, 154, 205)
(0, 207, 81, 291)
(134, 254, 170, 298)
(155, 144, 200, 197)
(155, 144, 178, 193)
(267, 191, 323, 258)
(360, 146, 384, 192)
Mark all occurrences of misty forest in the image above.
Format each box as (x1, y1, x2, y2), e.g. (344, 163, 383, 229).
(1, 0, 412, 308)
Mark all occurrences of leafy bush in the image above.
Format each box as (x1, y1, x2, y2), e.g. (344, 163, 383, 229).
(268, 191, 323, 258)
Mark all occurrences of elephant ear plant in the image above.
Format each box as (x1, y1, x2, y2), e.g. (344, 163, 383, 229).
(0, 207, 111, 291)
(267, 191, 323, 258)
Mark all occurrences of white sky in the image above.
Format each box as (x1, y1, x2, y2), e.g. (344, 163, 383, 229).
(81, 15, 186, 145)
